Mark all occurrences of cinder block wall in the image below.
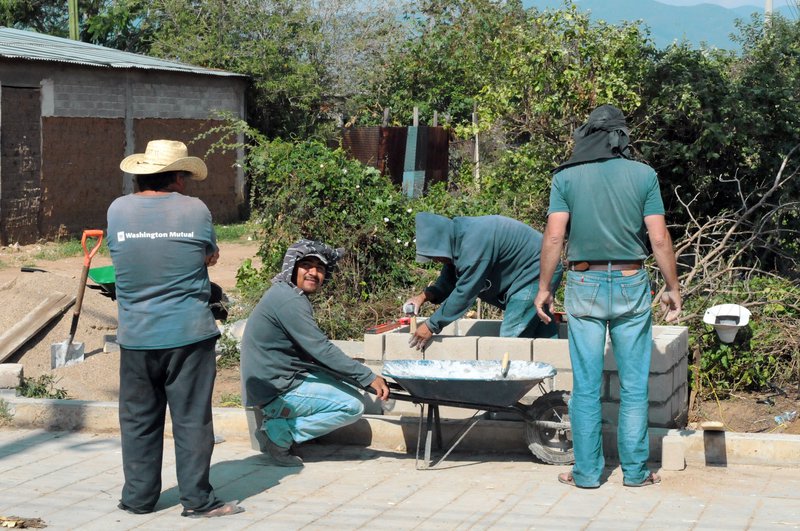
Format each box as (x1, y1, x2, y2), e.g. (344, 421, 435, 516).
(364, 319, 689, 430)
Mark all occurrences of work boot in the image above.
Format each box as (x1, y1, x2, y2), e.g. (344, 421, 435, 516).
(263, 432, 303, 467)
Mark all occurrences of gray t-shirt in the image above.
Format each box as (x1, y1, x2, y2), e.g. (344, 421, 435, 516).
(547, 158, 665, 261)
(107, 193, 220, 349)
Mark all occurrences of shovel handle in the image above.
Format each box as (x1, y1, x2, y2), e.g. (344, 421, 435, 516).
(82, 230, 104, 267)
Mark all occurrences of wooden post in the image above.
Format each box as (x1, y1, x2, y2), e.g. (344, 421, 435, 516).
(68, 0, 79, 40)
(413, 106, 419, 127)
(432, 111, 438, 127)
(382, 107, 390, 128)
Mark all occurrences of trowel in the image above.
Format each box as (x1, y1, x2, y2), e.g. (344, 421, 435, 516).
(51, 230, 104, 369)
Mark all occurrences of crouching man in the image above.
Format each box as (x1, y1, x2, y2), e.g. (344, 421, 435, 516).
(240, 240, 390, 466)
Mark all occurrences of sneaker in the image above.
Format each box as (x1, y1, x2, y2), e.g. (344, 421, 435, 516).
(263, 432, 304, 467)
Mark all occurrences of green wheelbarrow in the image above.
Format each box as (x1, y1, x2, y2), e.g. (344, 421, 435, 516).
(88, 264, 117, 300)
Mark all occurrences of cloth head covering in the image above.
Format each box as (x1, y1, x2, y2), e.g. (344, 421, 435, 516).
(554, 104, 631, 173)
(272, 239, 345, 295)
(119, 139, 208, 181)
(415, 212, 454, 263)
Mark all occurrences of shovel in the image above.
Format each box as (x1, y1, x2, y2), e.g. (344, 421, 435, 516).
(51, 230, 104, 369)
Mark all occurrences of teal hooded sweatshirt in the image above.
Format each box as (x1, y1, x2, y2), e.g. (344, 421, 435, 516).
(416, 213, 550, 334)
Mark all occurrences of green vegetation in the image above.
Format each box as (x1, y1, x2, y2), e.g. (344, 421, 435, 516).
(219, 393, 242, 408)
(214, 222, 260, 243)
(216, 334, 241, 369)
(0, 398, 12, 425)
(17, 375, 69, 400)
(6, 1, 799, 395)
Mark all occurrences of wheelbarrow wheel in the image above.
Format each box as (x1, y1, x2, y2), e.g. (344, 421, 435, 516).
(525, 390, 574, 465)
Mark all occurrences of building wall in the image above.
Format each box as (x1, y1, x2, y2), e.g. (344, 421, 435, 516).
(40, 117, 125, 237)
(0, 60, 247, 243)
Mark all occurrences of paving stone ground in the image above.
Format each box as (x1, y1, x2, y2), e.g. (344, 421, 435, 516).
(1, 428, 798, 530)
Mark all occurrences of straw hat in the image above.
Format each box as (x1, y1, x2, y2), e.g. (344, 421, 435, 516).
(119, 140, 208, 181)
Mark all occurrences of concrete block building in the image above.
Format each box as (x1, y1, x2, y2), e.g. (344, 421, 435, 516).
(0, 28, 248, 245)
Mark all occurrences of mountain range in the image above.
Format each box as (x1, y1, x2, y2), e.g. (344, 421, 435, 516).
(522, 0, 798, 51)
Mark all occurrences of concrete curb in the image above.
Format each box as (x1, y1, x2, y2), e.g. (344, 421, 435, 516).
(2, 395, 800, 468)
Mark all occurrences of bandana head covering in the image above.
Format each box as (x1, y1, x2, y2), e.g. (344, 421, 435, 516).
(554, 104, 631, 173)
(272, 239, 345, 295)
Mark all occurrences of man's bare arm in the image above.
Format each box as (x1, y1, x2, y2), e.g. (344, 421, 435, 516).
(644, 214, 681, 322)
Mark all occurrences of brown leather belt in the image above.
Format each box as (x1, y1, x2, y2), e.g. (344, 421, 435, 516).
(569, 260, 643, 272)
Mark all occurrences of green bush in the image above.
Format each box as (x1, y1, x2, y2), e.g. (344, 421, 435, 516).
(239, 137, 517, 338)
(685, 276, 800, 396)
(0, 398, 12, 425)
(17, 375, 69, 400)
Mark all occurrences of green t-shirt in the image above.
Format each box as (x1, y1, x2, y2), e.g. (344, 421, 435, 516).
(547, 158, 665, 261)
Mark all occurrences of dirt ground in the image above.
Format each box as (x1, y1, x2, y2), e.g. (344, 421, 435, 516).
(0, 239, 259, 406)
(1, 239, 799, 435)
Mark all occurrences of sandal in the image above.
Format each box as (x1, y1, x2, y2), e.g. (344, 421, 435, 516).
(624, 472, 661, 488)
(181, 500, 244, 518)
(557, 472, 600, 489)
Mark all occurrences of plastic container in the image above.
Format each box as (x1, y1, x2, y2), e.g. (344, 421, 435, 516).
(774, 411, 798, 425)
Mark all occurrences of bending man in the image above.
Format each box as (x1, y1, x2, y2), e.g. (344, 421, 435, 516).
(405, 213, 562, 350)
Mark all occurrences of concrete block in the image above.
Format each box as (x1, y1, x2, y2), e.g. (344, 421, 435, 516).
(383, 333, 423, 361)
(532, 338, 571, 369)
(667, 428, 800, 467)
(661, 435, 686, 470)
(601, 391, 681, 429)
(477, 337, 532, 361)
(440, 322, 459, 336)
(0, 364, 23, 388)
(603, 331, 688, 375)
(423, 336, 478, 361)
(363, 333, 385, 360)
(245, 406, 267, 452)
(458, 319, 502, 337)
(607, 371, 673, 403)
(331, 340, 364, 359)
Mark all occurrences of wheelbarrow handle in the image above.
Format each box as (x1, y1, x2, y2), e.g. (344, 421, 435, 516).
(290, 360, 405, 396)
(81, 230, 104, 267)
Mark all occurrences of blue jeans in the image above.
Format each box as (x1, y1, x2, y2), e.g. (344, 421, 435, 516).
(564, 267, 652, 487)
(261, 371, 365, 448)
(501, 267, 564, 338)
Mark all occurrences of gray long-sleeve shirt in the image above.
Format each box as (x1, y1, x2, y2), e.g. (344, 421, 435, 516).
(240, 282, 376, 407)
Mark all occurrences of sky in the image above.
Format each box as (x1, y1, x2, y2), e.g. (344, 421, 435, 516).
(657, 0, 793, 7)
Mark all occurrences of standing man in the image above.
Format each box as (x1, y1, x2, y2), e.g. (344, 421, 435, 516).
(534, 105, 681, 489)
(108, 140, 242, 518)
(240, 239, 390, 467)
(405, 213, 562, 350)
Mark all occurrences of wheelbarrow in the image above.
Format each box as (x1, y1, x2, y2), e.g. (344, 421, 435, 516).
(381, 359, 573, 469)
(294, 359, 573, 469)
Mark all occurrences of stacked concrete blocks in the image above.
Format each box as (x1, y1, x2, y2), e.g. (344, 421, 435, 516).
(367, 319, 689, 431)
(601, 325, 690, 430)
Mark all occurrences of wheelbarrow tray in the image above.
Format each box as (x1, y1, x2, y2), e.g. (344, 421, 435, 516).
(88, 265, 116, 298)
(382, 360, 556, 408)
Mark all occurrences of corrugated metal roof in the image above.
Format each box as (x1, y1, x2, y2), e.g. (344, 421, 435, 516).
(0, 27, 246, 78)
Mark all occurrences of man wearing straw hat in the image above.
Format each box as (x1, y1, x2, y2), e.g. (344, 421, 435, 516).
(107, 140, 243, 518)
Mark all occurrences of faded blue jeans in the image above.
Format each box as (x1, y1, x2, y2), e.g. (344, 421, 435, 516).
(564, 267, 652, 487)
(261, 371, 365, 448)
(501, 267, 564, 338)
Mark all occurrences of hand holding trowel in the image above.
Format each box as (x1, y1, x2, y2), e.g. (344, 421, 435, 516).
(51, 230, 104, 369)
